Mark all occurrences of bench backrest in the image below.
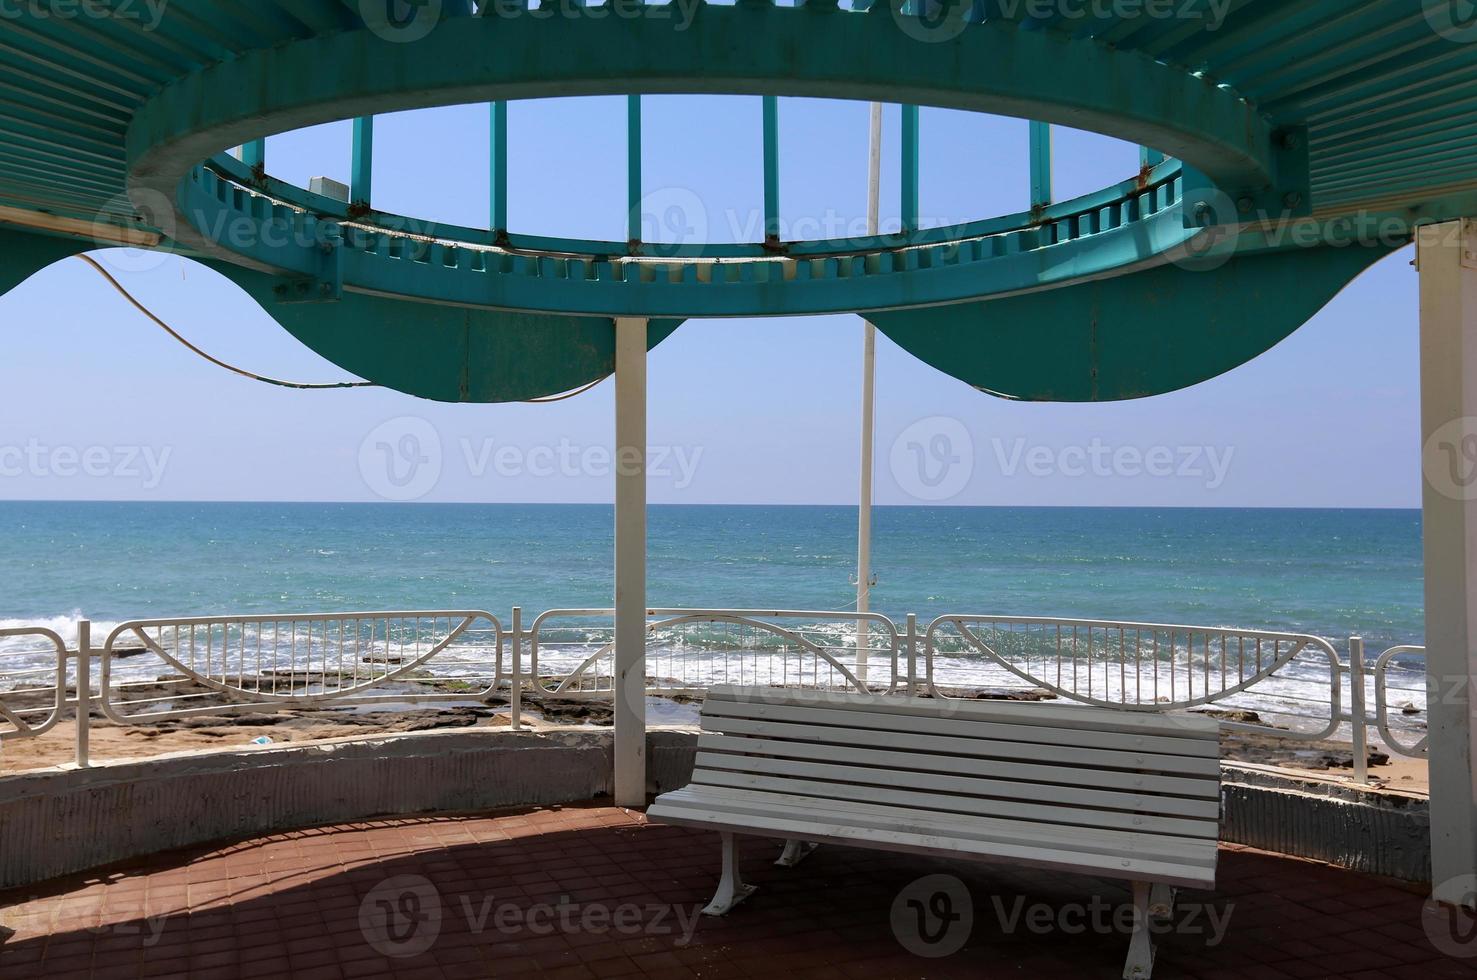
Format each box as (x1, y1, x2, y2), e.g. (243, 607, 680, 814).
(695, 685, 1222, 849)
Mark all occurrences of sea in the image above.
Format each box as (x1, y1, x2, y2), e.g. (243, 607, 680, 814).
(0, 502, 1429, 729)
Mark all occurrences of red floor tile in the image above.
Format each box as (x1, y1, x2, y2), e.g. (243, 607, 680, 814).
(0, 803, 1472, 978)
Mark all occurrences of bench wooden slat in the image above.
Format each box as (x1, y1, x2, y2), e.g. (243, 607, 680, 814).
(691, 757, 1220, 838)
(701, 697, 1221, 758)
(701, 714, 1221, 777)
(704, 685, 1222, 741)
(696, 732, 1218, 800)
(693, 748, 1219, 820)
(661, 784, 1217, 866)
(650, 789, 1217, 889)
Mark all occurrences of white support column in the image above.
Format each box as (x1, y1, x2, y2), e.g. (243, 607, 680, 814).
(855, 101, 884, 688)
(614, 316, 648, 807)
(1418, 219, 1477, 907)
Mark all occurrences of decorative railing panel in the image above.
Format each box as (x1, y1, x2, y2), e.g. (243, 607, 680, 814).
(1374, 645, 1428, 759)
(924, 616, 1344, 740)
(99, 611, 502, 721)
(0, 627, 68, 742)
(528, 609, 900, 698)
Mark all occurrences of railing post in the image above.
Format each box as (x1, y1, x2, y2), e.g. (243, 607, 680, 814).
(75, 619, 90, 768)
(1350, 636, 1368, 785)
(509, 607, 523, 732)
(906, 613, 919, 696)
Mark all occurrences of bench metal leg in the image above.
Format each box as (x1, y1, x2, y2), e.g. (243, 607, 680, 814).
(1122, 881, 1176, 979)
(774, 839, 818, 868)
(702, 832, 757, 916)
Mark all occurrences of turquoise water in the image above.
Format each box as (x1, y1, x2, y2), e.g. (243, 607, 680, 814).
(0, 501, 1424, 648)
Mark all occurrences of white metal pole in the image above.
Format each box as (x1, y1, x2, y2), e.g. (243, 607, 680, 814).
(1418, 219, 1477, 908)
(1349, 636, 1367, 785)
(509, 606, 523, 732)
(614, 316, 648, 806)
(855, 101, 883, 689)
(75, 619, 90, 768)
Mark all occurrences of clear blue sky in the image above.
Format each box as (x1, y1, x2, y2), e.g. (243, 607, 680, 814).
(0, 97, 1418, 508)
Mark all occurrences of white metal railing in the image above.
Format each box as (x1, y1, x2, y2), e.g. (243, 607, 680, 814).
(98, 611, 503, 722)
(527, 609, 901, 699)
(0, 608, 1430, 783)
(1373, 644, 1429, 759)
(924, 615, 1344, 738)
(0, 626, 68, 743)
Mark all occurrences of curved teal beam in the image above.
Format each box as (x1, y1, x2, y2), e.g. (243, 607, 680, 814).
(870, 243, 1397, 402)
(126, 7, 1286, 261)
(205, 147, 1182, 261)
(211, 264, 682, 403)
(0, 225, 93, 296)
(176, 161, 1195, 318)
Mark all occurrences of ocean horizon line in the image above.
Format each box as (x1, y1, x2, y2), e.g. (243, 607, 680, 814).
(0, 499, 1424, 513)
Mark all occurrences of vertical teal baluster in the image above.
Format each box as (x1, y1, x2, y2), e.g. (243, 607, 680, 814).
(240, 139, 265, 171)
(901, 104, 920, 233)
(763, 96, 780, 243)
(627, 95, 642, 245)
(1140, 146, 1165, 169)
(1030, 120, 1052, 210)
(490, 100, 508, 235)
(351, 116, 374, 208)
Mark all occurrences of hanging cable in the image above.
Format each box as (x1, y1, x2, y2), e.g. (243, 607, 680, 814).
(522, 375, 607, 403)
(76, 253, 610, 402)
(77, 254, 375, 390)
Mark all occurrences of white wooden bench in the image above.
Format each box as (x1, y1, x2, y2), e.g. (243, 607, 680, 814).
(647, 685, 1222, 979)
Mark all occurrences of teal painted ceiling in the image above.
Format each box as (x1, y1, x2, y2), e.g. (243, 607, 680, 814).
(0, 1, 1471, 400)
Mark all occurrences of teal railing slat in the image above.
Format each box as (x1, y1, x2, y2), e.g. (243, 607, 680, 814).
(627, 94, 642, 244)
(901, 104, 920, 233)
(240, 139, 265, 171)
(1030, 120, 1052, 209)
(351, 116, 373, 207)
(763, 95, 780, 243)
(490, 100, 508, 235)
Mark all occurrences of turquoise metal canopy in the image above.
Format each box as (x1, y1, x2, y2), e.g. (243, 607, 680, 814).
(0, 0, 1473, 401)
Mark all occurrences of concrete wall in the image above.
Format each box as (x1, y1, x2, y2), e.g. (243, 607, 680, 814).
(1221, 764, 1431, 883)
(0, 731, 1430, 890)
(0, 729, 695, 890)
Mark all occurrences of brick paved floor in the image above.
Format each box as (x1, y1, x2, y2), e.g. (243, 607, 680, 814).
(0, 802, 1472, 979)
